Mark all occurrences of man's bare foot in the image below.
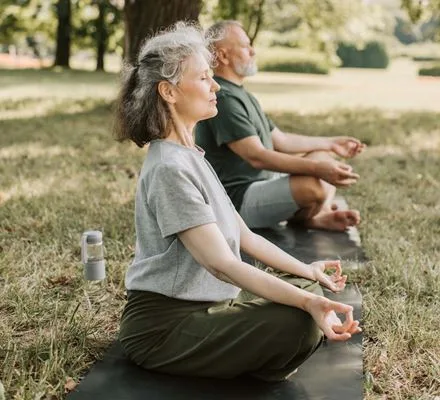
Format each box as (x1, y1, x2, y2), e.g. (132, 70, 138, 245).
(305, 210, 360, 232)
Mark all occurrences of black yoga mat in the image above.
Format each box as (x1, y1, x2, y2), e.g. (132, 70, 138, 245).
(68, 209, 365, 400)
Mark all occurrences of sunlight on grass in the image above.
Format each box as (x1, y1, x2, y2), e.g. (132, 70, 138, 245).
(0, 143, 78, 160)
(0, 174, 88, 204)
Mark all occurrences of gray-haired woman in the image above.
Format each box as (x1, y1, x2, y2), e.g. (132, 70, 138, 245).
(115, 22, 360, 382)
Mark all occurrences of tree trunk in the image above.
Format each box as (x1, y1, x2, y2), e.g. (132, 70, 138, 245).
(54, 0, 71, 68)
(96, 0, 107, 71)
(124, 0, 203, 63)
(247, 0, 265, 45)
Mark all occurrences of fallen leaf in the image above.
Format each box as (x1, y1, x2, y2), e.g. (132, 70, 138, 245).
(64, 377, 78, 393)
(47, 275, 74, 287)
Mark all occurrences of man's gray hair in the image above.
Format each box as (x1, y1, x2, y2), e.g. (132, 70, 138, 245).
(114, 22, 212, 147)
(205, 20, 243, 45)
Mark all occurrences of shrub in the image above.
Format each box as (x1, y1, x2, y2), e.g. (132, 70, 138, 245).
(337, 41, 389, 69)
(413, 56, 440, 62)
(257, 48, 331, 75)
(418, 65, 440, 76)
(259, 60, 329, 74)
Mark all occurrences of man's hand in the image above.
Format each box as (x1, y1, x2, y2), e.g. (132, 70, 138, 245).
(309, 260, 347, 293)
(304, 296, 361, 341)
(330, 137, 366, 159)
(315, 159, 359, 187)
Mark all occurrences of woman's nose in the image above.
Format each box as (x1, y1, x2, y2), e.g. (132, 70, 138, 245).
(211, 78, 220, 92)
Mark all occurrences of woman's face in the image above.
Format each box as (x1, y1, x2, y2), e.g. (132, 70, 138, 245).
(173, 52, 220, 123)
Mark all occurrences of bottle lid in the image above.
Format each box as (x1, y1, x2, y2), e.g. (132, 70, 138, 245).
(85, 230, 102, 244)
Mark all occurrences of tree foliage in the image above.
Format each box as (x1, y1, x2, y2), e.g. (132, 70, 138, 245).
(73, 0, 123, 70)
(213, 0, 266, 44)
(262, 0, 393, 63)
(402, 0, 440, 40)
(0, 0, 55, 51)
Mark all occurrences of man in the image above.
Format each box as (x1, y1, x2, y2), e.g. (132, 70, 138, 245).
(196, 20, 365, 231)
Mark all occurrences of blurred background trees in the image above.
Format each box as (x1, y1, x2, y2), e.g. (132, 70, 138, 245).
(0, 0, 439, 74)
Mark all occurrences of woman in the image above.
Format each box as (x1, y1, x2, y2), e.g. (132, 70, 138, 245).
(115, 22, 360, 382)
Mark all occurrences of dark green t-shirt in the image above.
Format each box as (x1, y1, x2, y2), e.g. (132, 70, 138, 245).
(195, 76, 276, 210)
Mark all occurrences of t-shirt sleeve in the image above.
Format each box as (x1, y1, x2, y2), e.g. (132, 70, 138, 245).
(266, 115, 276, 131)
(147, 163, 216, 238)
(207, 94, 258, 146)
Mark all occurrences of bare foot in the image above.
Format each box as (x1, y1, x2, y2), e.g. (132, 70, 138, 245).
(305, 210, 360, 232)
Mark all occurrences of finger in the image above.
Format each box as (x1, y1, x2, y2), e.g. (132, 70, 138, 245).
(327, 331, 351, 342)
(330, 283, 344, 293)
(333, 277, 347, 291)
(320, 322, 348, 341)
(324, 260, 342, 275)
(342, 309, 354, 330)
(334, 179, 358, 187)
(338, 169, 360, 180)
(348, 320, 360, 334)
(332, 274, 347, 283)
(331, 324, 348, 334)
(337, 162, 353, 171)
(329, 300, 353, 315)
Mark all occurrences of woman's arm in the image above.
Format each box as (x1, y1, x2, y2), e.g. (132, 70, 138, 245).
(179, 222, 314, 311)
(178, 222, 359, 340)
(236, 211, 347, 292)
(237, 210, 315, 280)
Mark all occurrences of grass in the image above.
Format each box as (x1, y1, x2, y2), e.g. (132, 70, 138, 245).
(1, 66, 440, 399)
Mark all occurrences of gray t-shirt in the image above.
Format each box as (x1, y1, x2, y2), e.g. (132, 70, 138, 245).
(125, 140, 241, 302)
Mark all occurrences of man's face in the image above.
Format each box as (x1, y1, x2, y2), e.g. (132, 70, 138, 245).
(223, 25, 257, 77)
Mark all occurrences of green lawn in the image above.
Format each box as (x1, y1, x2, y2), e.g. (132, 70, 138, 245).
(0, 66, 439, 399)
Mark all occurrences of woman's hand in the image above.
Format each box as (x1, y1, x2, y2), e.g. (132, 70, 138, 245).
(304, 295, 361, 341)
(309, 260, 347, 293)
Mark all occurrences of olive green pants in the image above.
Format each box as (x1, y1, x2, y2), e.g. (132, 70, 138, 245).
(119, 275, 323, 382)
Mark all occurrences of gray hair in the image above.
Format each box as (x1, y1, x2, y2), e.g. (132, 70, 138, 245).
(114, 22, 212, 147)
(205, 20, 243, 46)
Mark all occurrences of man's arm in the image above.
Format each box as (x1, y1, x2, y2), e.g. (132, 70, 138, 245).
(227, 135, 359, 187)
(272, 127, 332, 154)
(272, 127, 366, 158)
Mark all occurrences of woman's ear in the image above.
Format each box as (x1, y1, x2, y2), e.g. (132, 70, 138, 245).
(158, 81, 177, 104)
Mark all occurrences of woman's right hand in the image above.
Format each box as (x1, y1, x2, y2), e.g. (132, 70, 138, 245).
(304, 295, 361, 341)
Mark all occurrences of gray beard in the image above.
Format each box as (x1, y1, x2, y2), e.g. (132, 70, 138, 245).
(234, 60, 258, 77)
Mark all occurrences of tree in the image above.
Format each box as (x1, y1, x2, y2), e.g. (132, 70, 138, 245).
(124, 0, 203, 63)
(74, 0, 123, 71)
(95, 0, 106, 70)
(0, 0, 55, 53)
(402, 0, 440, 40)
(213, 0, 266, 45)
(54, 0, 71, 67)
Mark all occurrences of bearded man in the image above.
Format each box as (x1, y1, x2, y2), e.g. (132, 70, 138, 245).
(196, 20, 365, 231)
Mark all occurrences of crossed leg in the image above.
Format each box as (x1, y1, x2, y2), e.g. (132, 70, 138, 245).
(288, 151, 361, 231)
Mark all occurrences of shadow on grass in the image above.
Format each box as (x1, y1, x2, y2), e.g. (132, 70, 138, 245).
(2, 100, 439, 149)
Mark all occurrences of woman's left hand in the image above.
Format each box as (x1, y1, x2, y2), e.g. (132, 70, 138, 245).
(309, 260, 347, 293)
